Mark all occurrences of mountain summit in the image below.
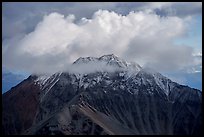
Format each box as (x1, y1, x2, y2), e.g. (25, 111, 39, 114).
(73, 54, 141, 71)
(2, 54, 202, 135)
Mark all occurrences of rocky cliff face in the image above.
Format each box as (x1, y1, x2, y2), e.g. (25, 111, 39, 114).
(2, 54, 202, 135)
(2, 76, 41, 134)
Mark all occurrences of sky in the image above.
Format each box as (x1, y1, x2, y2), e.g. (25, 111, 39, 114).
(2, 2, 202, 91)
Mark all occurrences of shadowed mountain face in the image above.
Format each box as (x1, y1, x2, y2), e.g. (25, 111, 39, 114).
(2, 54, 202, 135)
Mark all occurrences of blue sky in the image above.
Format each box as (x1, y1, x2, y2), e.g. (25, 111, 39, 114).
(2, 2, 202, 92)
(173, 14, 202, 52)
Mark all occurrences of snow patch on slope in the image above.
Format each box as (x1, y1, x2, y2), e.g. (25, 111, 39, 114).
(34, 75, 50, 87)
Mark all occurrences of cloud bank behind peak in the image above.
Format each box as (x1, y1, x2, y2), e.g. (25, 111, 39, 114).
(3, 10, 196, 74)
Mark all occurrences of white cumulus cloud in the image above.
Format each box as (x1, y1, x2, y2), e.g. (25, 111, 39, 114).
(3, 10, 196, 74)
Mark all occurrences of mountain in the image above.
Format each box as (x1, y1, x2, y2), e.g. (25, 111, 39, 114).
(2, 54, 202, 135)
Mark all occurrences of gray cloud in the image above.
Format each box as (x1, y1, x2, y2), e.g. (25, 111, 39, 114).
(68, 61, 122, 75)
(151, 2, 202, 17)
(2, 2, 116, 40)
(2, 2, 201, 41)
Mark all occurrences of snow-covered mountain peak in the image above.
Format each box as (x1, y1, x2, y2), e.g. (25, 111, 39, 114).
(73, 56, 99, 64)
(98, 54, 120, 61)
(99, 54, 129, 68)
(73, 54, 142, 71)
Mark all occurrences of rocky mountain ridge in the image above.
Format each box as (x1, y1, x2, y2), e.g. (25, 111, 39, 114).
(2, 54, 202, 135)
